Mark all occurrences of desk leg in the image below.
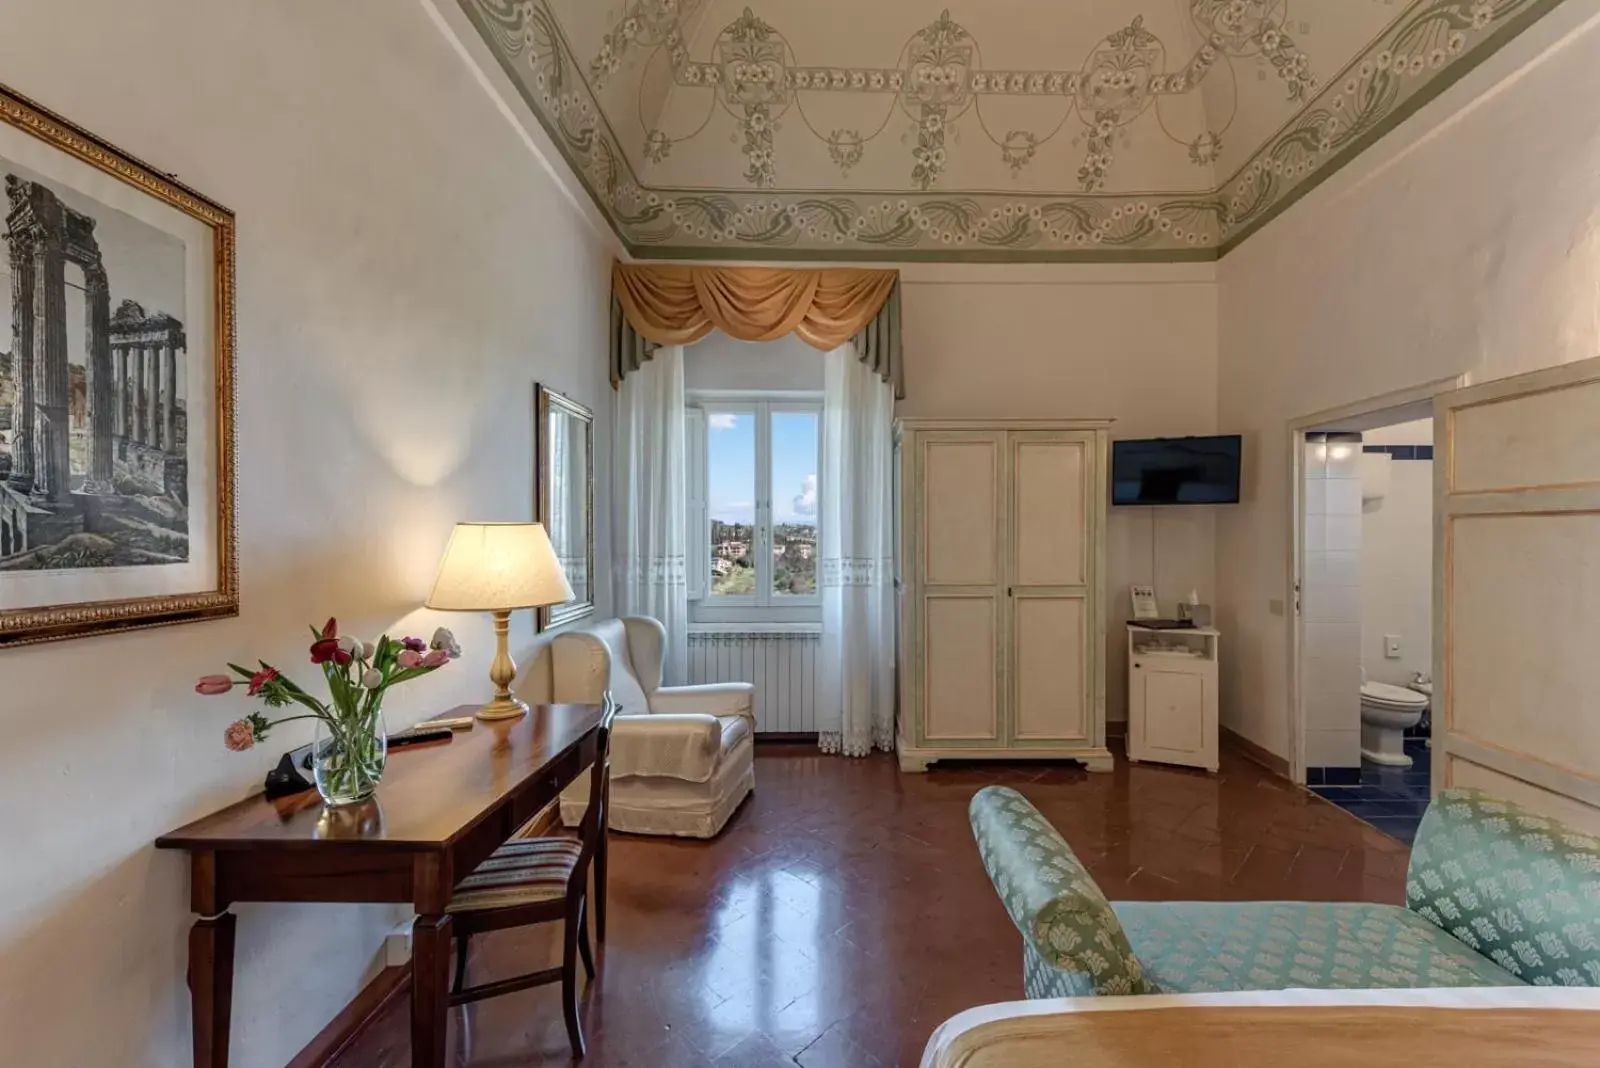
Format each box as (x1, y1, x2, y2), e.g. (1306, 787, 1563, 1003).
(596, 771, 610, 943)
(595, 823, 609, 944)
(188, 912, 236, 1068)
(411, 913, 452, 1068)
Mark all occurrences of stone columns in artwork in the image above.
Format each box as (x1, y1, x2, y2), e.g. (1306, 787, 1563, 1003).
(109, 302, 187, 466)
(112, 343, 127, 439)
(29, 238, 71, 503)
(146, 346, 157, 446)
(6, 229, 35, 492)
(81, 263, 114, 493)
(6, 176, 185, 505)
(161, 342, 178, 451)
(134, 342, 150, 445)
(149, 344, 165, 451)
(6, 175, 122, 500)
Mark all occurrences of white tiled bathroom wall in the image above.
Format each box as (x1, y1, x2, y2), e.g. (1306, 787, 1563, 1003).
(1302, 433, 1364, 768)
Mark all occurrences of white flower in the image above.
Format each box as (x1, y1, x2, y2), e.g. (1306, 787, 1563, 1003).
(430, 627, 462, 659)
(360, 641, 376, 660)
(362, 669, 384, 690)
(337, 635, 358, 654)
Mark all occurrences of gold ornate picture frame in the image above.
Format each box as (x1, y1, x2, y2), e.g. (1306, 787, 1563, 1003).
(535, 383, 594, 632)
(0, 82, 237, 647)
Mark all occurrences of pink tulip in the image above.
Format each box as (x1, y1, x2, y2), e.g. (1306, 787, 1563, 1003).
(196, 675, 234, 696)
(421, 649, 449, 669)
(397, 649, 424, 670)
(223, 719, 255, 752)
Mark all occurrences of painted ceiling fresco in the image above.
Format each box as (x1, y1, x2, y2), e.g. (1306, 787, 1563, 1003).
(459, 0, 1563, 260)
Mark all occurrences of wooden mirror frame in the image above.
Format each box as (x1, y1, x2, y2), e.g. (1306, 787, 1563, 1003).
(535, 383, 595, 631)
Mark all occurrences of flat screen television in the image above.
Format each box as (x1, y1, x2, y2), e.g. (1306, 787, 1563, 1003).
(1111, 435, 1241, 506)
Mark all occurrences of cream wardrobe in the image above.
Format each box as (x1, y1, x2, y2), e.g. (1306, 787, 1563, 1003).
(895, 419, 1113, 773)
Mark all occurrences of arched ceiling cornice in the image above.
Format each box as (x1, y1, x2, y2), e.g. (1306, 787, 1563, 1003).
(459, 0, 1565, 261)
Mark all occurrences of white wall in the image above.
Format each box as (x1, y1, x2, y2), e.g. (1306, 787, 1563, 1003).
(685, 331, 823, 392)
(0, 3, 615, 1066)
(1360, 419, 1433, 688)
(898, 264, 1220, 721)
(1216, 4, 1600, 758)
(1364, 421, 1435, 448)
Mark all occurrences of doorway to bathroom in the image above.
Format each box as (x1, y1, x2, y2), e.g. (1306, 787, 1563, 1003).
(1287, 377, 1464, 844)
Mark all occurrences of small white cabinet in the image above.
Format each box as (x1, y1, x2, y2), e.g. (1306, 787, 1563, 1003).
(1127, 625, 1219, 772)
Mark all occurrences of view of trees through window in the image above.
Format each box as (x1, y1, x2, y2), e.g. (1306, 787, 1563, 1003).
(707, 407, 818, 598)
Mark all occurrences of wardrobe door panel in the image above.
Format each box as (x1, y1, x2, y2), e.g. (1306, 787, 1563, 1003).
(921, 437, 1001, 587)
(923, 593, 1001, 742)
(915, 432, 1005, 746)
(1011, 593, 1088, 742)
(1007, 431, 1099, 747)
(1013, 438, 1087, 587)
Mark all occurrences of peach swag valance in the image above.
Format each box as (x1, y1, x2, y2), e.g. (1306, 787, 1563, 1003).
(610, 263, 903, 397)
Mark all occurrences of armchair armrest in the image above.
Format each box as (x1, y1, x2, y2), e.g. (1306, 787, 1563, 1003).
(650, 682, 754, 721)
(611, 713, 725, 782)
(968, 787, 1153, 996)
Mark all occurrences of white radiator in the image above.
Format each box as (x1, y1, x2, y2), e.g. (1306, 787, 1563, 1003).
(687, 631, 820, 734)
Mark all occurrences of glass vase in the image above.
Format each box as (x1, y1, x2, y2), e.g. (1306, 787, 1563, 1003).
(312, 708, 388, 806)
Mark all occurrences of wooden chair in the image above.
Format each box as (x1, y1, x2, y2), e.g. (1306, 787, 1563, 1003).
(446, 704, 615, 1058)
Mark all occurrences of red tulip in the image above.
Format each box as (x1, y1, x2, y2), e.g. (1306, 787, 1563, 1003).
(320, 617, 338, 639)
(310, 637, 350, 665)
(195, 675, 234, 696)
(247, 666, 280, 696)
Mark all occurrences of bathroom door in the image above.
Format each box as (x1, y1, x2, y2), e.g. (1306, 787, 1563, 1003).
(1433, 356, 1600, 831)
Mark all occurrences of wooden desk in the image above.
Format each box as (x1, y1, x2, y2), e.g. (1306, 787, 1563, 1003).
(156, 702, 606, 1068)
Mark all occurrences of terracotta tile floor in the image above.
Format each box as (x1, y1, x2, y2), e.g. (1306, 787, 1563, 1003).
(334, 743, 1410, 1068)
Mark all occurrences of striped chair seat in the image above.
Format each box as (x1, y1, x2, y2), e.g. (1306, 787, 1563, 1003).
(447, 837, 583, 913)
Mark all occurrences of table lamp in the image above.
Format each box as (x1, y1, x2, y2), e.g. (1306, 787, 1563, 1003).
(426, 522, 574, 721)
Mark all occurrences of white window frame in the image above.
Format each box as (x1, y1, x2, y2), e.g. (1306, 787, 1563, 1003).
(688, 389, 822, 627)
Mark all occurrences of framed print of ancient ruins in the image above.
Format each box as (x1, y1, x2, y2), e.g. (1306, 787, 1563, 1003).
(0, 83, 236, 647)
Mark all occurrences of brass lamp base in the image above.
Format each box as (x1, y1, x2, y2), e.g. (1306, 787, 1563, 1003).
(477, 695, 529, 722)
(476, 608, 528, 722)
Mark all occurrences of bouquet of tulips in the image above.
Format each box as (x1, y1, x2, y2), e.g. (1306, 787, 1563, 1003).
(196, 618, 461, 803)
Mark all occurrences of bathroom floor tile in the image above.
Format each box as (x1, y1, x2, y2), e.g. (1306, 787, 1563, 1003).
(1364, 817, 1421, 845)
(1309, 747, 1431, 846)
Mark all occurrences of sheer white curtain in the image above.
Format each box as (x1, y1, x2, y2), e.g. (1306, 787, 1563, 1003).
(819, 342, 896, 756)
(613, 344, 689, 684)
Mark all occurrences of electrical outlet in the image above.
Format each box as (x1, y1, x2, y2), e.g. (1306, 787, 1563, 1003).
(1384, 634, 1402, 659)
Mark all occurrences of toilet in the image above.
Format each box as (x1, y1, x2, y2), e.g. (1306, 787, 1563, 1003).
(1359, 680, 1429, 767)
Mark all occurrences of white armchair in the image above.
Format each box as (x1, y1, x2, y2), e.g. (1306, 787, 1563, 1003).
(552, 617, 755, 838)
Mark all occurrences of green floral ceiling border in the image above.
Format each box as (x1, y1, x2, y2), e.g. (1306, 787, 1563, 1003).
(459, 0, 1565, 262)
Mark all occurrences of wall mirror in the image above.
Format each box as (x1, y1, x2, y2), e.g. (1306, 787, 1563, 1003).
(535, 383, 595, 631)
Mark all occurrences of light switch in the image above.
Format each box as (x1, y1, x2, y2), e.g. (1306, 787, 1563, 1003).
(1384, 634, 1402, 659)
(1269, 598, 1285, 617)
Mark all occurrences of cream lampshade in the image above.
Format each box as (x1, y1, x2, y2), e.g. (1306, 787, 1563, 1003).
(426, 522, 574, 721)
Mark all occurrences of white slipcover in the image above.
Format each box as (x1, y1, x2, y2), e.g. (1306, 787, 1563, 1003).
(552, 617, 755, 838)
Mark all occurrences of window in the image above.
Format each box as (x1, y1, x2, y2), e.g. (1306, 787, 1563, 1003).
(688, 392, 820, 622)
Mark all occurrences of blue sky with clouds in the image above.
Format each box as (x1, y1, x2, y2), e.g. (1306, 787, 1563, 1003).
(708, 411, 817, 525)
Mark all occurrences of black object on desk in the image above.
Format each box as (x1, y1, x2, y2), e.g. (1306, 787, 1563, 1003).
(262, 727, 454, 799)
